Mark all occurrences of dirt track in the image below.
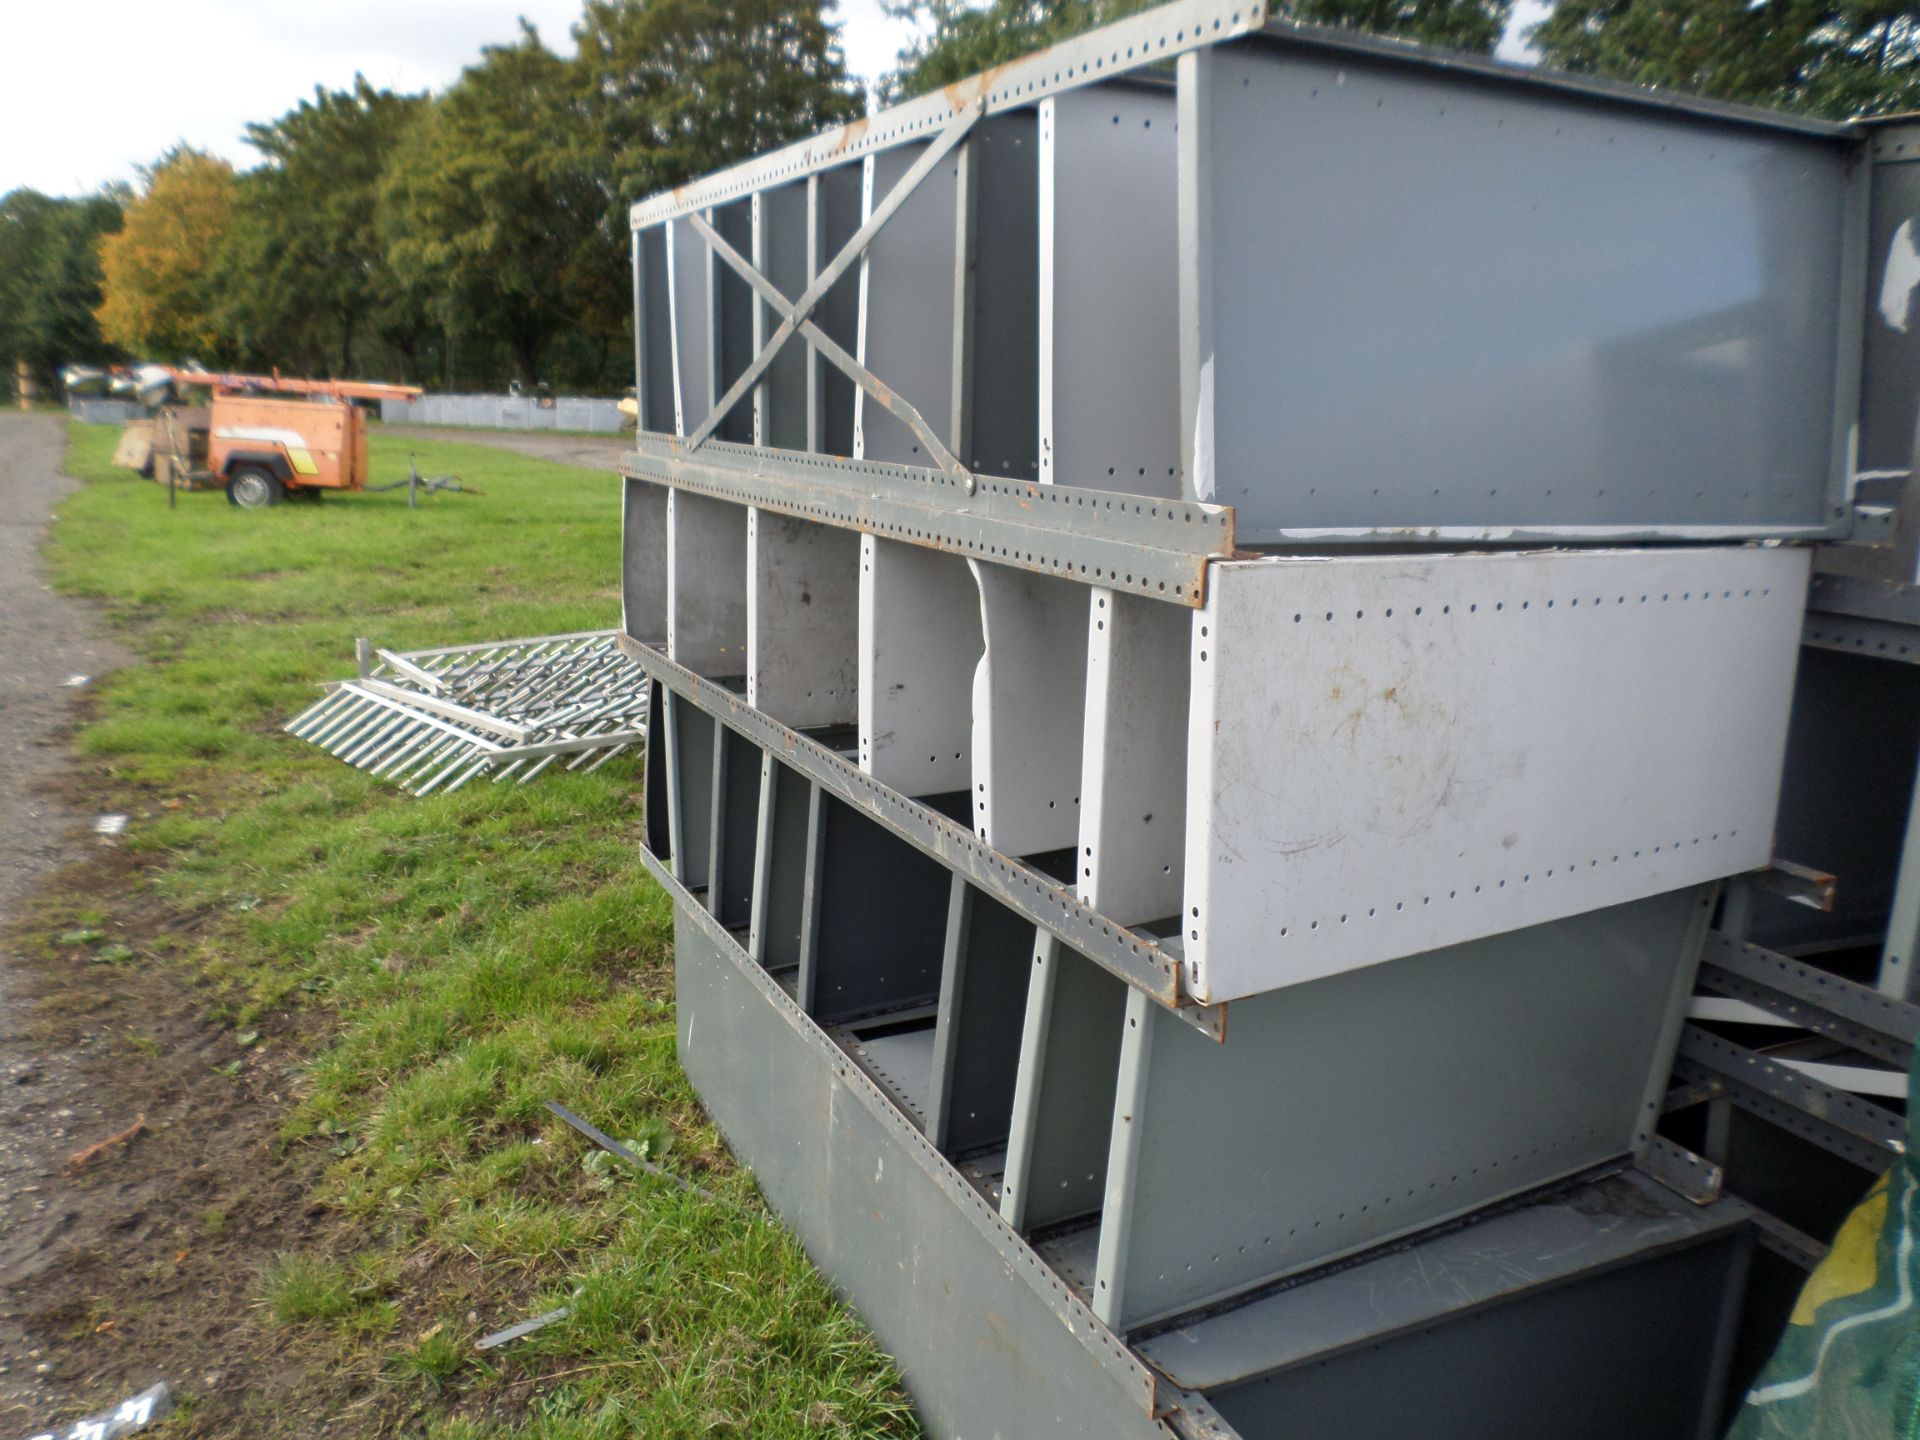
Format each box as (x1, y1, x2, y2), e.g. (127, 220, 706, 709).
(0, 415, 309, 1435)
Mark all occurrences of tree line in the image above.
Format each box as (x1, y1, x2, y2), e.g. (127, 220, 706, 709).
(5, 0, 1916, 395)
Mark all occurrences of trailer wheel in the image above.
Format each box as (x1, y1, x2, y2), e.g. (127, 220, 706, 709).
(226, 466, 283, 509)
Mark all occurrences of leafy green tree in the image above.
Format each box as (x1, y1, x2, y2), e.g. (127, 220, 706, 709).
(1532, 0, 1919, 117)
(575, 0, 864, 208)
(218, 78, 429, 376)
(380, 23, 607, 386)
(883, 0, 1511, 98)
(0, 187, 126, 383)
(96, 148, 237, 359)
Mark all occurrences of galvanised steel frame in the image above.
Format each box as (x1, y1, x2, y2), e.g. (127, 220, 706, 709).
(607, 6, 1908, 1436)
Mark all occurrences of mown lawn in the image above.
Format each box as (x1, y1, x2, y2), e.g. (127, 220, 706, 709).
(48, 423, 915, 1438)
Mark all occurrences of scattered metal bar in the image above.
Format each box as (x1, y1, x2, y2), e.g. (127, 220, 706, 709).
(474, 1307, 571, 1351)
(285, 632, 648, 795)
(542, 1100, 715, 1200)
(1697, 931, 1917, 1067)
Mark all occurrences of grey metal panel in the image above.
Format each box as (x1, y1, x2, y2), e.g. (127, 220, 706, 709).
(930, 891, 1034, 1154)
(1139, 1171, 1740, 1390)
(1862, 127, 1920, 474)
(1043, 84, 1180, 496)
(1108, 887, 1712, 1327)
(1019, 944, 1128, 1229)
(860, 537, 980, 795)
(713, 200, 755, 446)
(670, 904, 1178, 1436)
(1080, 588, 1190, 924)
(620, 478, 669, 643)
(1205, 1233, 1745, 1440)
(667, 490, 748, 677)
(1198, 41, 1854, 540)
(668, 217, 712, 437)
(970, 563, 1088, 854)
(748, 509, 860, 728)
(810, 795, 950, 1023)
(857, 143, 958, 466)
(964, 112, 1039, 479)
(759, 182, 812, 451)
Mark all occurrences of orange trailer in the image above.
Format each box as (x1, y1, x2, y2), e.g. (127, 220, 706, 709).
(166, 369, 423, 508)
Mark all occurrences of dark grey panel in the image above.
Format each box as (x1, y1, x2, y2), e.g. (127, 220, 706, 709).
(1203, 41, 1853, 536)
(672, 909, 1176, 1440)
(714, 200, 755, 445)
(638, 227, 675, 434)
(643, 678, 670, 860)
(760, 181, 811, 451)
(759, 761, 813, 970)
(668, 216, 712, 437)
(1861, 133, 1920, 473)
(859, 142, 958, 466)
(1208, 1236, 1744, 1440)
(967, 113, 1039, 480)
(932, 891, 1035, 1154)
(711, 725, 759, 927)
(810, 796, 949, 1023)
(1114, 888, 1710, 1326)
(1024, 946, 1128, 1229)
(817, 164, 863, 458)
(669, 693, 715, 891)
(1751, 645, 1920, 952)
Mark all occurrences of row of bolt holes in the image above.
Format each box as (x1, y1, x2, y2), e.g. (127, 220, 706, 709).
(1187, 834, 1739, 942)
(1293, 588, 1772, 622)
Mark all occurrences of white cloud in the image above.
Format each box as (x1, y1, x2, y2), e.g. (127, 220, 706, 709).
(0, 0, 916, 198)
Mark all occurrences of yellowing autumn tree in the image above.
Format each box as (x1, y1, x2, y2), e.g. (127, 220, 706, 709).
(95, 148, 237, 358)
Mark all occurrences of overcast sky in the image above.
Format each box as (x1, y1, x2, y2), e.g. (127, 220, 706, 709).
(1, 0, 1546, 199)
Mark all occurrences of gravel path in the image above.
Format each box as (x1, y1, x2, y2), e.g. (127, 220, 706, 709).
(0, 413, 134, 1416)
(0, 414, 130, 923)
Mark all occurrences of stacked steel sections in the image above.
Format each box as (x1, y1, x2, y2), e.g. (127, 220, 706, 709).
(613, 7, 1898, 1435)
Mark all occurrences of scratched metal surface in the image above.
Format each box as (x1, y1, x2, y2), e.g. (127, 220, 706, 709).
(1183, 546, 1810, 1003)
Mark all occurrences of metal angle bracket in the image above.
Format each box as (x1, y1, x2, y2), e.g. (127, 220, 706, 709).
(621, 436, 1231, 606)
(622, 633, 1227, 1039)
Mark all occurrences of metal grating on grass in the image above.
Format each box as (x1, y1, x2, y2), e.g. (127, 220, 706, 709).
(286, 630, 648, 795)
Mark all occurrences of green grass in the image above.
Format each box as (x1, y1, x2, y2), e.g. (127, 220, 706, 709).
(49, 424, 917, 1437)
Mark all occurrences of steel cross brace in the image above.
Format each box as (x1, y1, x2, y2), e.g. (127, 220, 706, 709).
(684, 103, 981, 479)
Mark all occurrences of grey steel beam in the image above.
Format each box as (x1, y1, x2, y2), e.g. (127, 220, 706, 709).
(1674, 1024, 1904, 1170)
(1698, 930, 1917, 1066)
(1803, 610, 1920, 664)
(620, 437, 1231, 606)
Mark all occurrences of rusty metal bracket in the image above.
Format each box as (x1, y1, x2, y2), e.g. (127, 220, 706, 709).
(1744, 859, 1838, 911)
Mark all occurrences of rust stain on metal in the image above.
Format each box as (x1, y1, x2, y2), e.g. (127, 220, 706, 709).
(826, 116, 871, 156)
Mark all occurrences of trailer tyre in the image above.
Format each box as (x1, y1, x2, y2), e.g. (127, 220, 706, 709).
(227, 466, 283, 509)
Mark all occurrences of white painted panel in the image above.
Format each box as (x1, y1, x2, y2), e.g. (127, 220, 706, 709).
(621, 479, 669, 644)
(667, 490, 747, 677)
(970, 564, 1089, 854)
(854, 145, 958, 466)
(749, 508, 860, 727)
(859, 536, 981, 794)
(1184, 545, 1810, 1002)
(1079, 587, 1188, 921)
